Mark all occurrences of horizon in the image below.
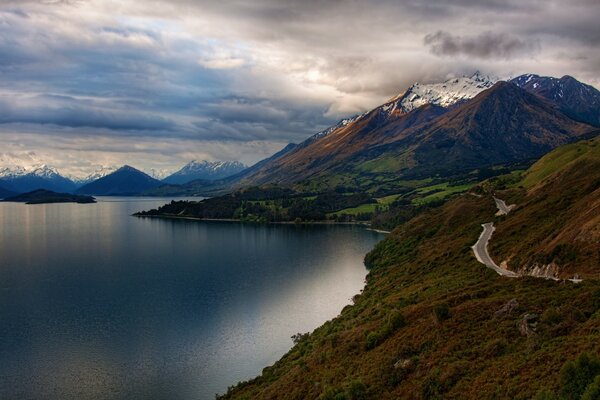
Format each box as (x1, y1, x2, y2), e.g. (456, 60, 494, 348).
(0, 1, 599, 177)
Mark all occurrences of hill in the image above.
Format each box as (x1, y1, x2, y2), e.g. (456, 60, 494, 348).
(163, 160, 247, 184)
(219, 136, 600, 400)
(76, 165, 163, 195)
(2, 189, 96, 204)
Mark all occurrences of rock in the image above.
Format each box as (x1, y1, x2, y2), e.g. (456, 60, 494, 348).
(518, 313, 539, 338)
(495, 298, 519, 317)
(394, 358, 413, 370)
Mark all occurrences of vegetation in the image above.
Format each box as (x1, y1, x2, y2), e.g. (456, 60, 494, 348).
(2, 189, 96, 204)
(217, 136, 600, 400)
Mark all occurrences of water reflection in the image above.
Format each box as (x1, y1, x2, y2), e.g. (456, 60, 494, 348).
(0, 198, 383, 399)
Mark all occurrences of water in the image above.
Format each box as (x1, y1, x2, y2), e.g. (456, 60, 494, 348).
(0, 197, 383, 400)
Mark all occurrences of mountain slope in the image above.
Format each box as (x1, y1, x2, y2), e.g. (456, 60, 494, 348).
(0, 182, 16, 198)
(238, 80, 594, 190)
(489, 134, 600, 278)
(163, 160, 246, 184)
(0, 165, 77, 193)
(220, 136, 600, 400)
(511, 74, 600, 127)
(76, 165, 162, 195)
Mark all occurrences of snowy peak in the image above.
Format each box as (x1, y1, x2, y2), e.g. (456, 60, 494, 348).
(0, 164, 62, 179)
(511, 73, 600, 127)
(72, 166, 118, 185)
(163, 160, 247, 184)
(391, 72, 498, 114)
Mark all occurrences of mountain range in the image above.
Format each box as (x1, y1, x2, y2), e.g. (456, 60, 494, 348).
(1, 72, 599, 198)
(163, 160, 246, 184)
(0, 165, 77, 193)
(228, 73, 598, 192)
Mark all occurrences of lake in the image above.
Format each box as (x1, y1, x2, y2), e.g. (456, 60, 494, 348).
(0, 197, 384, 400)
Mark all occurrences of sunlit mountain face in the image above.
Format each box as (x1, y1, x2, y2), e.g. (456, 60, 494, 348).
(0, 0, 598, 178)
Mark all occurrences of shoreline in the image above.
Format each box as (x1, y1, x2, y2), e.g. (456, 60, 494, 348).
(133, 213, 390, 230)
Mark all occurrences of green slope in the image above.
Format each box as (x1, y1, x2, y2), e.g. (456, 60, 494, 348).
(219, 137, 600, 400)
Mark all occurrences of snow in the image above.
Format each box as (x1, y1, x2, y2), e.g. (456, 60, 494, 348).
(0, 164, 61, 179)
(392, 71, 498, 114)
(308, 71, 498, 142)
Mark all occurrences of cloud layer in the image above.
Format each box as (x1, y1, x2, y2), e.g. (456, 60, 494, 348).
(0, 0, 598, 177)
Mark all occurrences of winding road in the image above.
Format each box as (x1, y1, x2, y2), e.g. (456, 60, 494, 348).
(493, 196, 515, 215)
(472, 222, 519, 277)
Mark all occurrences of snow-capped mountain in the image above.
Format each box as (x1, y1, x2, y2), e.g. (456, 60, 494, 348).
(312, 71, 498, 142)
(71, 166, 118, 185)
(511, 74, 600, 127)
(382, 71, 498, 116)
(0, 164, 76, 193)
(76, 165, 163, 196)
(163, 160, 247, 184)
(148, 168, 171, 180)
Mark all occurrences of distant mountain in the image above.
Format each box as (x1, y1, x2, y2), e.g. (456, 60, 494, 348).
(0, 182, 16, 198)
(71, 166, 118, 186)
(163, 160, 247, 184)
(76, 165, 163, 195)
(511, 74, 600, 127)
(236, 78, 595, 189)
(0, 165, 77, 193)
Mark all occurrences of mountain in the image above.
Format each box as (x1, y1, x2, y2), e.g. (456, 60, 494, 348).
(0, 165, 77, 193)
(71, 166, 118, 186)
(163, 160, 247, 184)
(220, 135, 600, 400)
(511, 74, 600, 127)
(76, 165, 163, 195)
(0, 182, 16, 198)
(236, 79, 594, 190)
(386, 70, 497, 115)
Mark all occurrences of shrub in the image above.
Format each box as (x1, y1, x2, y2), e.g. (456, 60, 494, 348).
(534, 389, 558, 400)
(366, 331, 380, 350)
(346, 380, 368, 400)
(433, 304, 451, 323)
(560, 353, 600, 400)
(583, 375, 600, 400)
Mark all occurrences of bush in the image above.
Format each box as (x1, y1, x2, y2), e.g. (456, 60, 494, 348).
(346, 380, 367, 400)
(366, 331, 380, 350)
(583, 375, 600, 400)
(560, 353, 600, 400)
(534, 389, 558, 400)
(433, 304, 451, 323)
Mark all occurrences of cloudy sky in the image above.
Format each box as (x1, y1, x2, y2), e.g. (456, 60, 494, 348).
(0, 0, 598, 178)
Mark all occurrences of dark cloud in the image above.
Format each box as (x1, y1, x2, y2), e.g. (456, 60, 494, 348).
(424, 31, 539, 59)
(0, 0, 598, 176)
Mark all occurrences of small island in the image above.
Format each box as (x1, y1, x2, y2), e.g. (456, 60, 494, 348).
(2, 189, 96, 204)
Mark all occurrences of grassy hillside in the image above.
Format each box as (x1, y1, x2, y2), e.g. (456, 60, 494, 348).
(490, 136, 600, 278)
(219, 138, 600, 400)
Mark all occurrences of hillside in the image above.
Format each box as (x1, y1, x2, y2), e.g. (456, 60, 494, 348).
(219, 137, 600, 400)
(0, 182, 16, 198)
(76, 165, 163, 195)
(235, 80, 594, 194)
(489, 135, 600, 279)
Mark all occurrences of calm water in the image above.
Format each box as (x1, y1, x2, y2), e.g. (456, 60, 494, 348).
(0, 197, 383, 400)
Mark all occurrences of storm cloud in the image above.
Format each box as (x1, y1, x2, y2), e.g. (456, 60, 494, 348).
(424, 31, 539, 59)
(0, 0, 598, 177)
